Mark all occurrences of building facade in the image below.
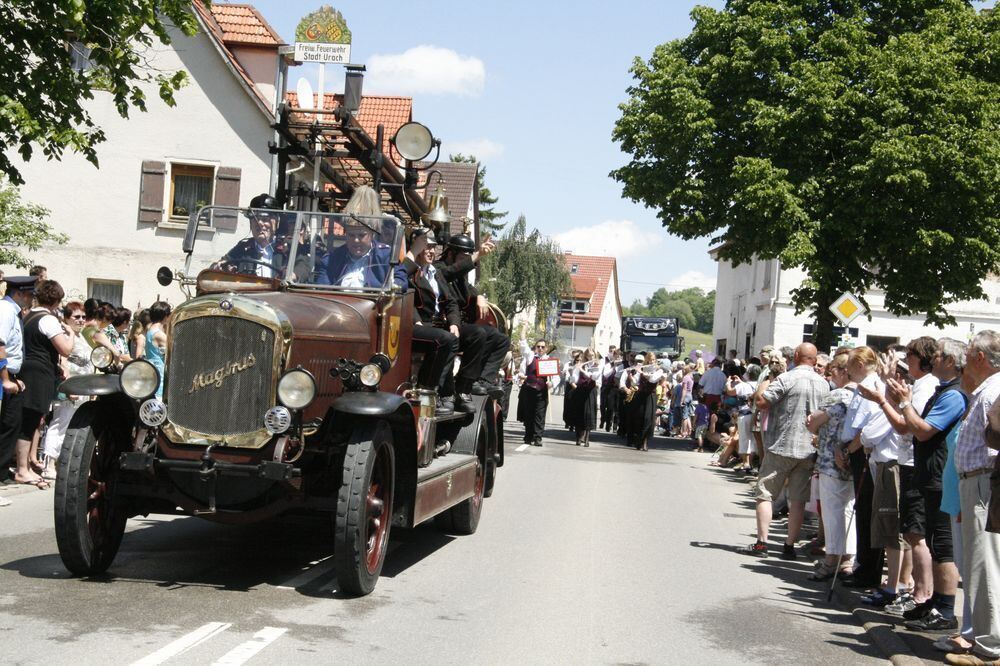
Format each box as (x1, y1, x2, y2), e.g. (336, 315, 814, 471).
(5, 5, 283, 307)
(553, 254, 622, 358)
(711, 252, 1000, 355)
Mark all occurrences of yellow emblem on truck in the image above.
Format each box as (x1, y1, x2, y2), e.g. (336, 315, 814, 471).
(189, 353, 256, 394)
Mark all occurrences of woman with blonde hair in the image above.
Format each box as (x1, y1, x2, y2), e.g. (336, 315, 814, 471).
(842, 345, 907, 603)
(806, 351, 857, 580)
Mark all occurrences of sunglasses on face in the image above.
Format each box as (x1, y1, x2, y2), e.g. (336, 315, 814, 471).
(69, 315, 86, 320)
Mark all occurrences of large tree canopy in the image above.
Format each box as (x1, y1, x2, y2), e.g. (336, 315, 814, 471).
(612, 0, 1000, 347)
(0, 0, 201, 185)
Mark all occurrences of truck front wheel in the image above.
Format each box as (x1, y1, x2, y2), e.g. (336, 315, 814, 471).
(334, 420, 395, 596)
(54, 420, 128, 575)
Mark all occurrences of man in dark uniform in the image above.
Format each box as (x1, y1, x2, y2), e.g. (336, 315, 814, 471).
(517, 337, 551, 446)
(435, 233, 509, 400)
(404, 230, 467, 415)
(215, 193, 288, 278)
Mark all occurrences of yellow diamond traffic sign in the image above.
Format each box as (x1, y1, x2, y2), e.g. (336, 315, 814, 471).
(829, 292, 866, 326)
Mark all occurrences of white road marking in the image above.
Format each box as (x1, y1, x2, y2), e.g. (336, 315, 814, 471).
(212, 627, 287, 666)
(275, 555, 334, 590)
(515, 444, 529, 452)
(131, 622, 232, 666)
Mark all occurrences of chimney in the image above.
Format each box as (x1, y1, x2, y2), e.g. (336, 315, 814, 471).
(344, 64, 365, 116)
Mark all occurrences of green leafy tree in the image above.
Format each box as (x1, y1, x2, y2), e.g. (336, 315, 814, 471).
(450, 154, 508, 236)
(1, 0, 201, 185)
(481, 214, 570, 333)
(627, 286, 716, 332)
(660, 299, 697, 330)
(612, 1, 1000, 349)
(0, 179, 68, 267)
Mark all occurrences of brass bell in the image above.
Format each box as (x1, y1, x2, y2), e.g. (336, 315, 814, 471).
(423, 180, 449, 231)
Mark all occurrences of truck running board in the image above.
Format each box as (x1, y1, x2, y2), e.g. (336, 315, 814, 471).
(413, 453, 477, 525)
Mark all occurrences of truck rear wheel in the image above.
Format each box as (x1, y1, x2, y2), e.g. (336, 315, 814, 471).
(438, 421, 486, 535)
(54, 420, 128, 575)
(334, 420, 395, 596)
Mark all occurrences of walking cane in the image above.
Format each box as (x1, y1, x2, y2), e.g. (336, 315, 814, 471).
(827, 502, 856, 602)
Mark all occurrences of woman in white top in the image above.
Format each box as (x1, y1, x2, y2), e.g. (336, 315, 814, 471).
(41, 301, 94, 479)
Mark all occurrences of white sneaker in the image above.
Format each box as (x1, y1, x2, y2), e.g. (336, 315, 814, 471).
(0, 496, 10, 507)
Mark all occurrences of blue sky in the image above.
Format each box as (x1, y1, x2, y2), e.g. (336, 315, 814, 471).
(246, 0, 727, 305)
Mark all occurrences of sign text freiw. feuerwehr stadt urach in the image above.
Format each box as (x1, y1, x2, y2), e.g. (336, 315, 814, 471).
(294, 5, 352, 64)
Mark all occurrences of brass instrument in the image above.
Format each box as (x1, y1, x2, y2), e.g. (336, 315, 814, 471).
(579, 360, 600, 372)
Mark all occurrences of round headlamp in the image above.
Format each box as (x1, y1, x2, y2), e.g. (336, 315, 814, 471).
(120, 360, 160, 399)
(359, 363, 382, 387)
(139, 399, 167, 427)
(91, 346, 113, 369)
(277, 369, 316, 410)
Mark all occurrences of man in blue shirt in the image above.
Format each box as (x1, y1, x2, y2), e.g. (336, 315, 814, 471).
(881, 337, 968, 631)
(0, 276, 36, 484)
(316, 219, 407, 289)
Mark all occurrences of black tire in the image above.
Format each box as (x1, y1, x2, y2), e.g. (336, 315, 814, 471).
(54, 422, 128, 575)
(443, 422, 486, 535)
(334, 420, 395, 596)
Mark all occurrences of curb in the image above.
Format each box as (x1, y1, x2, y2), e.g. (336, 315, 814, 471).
(831, 579, 926, 665)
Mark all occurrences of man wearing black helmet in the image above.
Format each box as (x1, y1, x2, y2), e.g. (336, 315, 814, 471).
(214, 193, 289, 278)
(435, 232, 509, 400)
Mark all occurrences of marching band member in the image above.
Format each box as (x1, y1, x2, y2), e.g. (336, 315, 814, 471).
(622, 352, 665, 451)
(567, 349, 603, 447)
(600, 348, 621, 432)
(517, 338, 553, 447)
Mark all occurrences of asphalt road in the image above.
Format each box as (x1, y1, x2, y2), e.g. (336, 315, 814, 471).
(0, 394, 888, 665)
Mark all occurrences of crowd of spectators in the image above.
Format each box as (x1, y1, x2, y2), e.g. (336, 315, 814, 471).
(515, 333, 1000, 663)
(707, 336, 1000, 665)
(0, 268, 171, 507)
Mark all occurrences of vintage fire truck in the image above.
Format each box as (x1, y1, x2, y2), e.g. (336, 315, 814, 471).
(54, 207, 504, 596)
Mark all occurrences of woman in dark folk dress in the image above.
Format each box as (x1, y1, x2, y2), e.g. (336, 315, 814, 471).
(562, 350, 581, 430)
(567, 348, 602, 447)
(625, 352, 665, 452)
(15, 280, 75, 489)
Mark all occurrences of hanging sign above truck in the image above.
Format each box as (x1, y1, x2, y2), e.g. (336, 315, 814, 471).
(294, 6, 352, 63)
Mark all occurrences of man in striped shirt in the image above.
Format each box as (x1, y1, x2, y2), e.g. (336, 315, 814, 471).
(948, 331, 1000, 665)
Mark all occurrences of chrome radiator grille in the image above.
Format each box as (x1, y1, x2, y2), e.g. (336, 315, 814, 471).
(166, 315, 276, 436)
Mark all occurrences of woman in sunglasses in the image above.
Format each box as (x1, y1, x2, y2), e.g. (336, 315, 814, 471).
(40, 300, 94, 480)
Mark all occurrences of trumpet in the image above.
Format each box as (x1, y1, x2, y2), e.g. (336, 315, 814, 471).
(579, 360, 601, 372)
(637, 363, 661, 374)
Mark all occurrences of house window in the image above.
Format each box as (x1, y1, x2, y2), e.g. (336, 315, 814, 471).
(762, 259, 773, 289)
(69, 42, 93, 72)
(170, 164, 215, 220)
(559, 299, 589, 313)
(571, 264, 578, 274)
(88, 279, 123, 307)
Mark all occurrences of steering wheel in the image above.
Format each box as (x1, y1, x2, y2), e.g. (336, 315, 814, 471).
(216, 258, 283, 276)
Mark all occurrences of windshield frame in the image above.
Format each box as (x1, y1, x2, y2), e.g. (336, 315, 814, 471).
(186, 205, 405, 295)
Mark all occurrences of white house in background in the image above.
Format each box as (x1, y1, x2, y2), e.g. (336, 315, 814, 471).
(4, 4, 283, 306)
(711, 250, 1000, 356)
(553, 253, 622, 358)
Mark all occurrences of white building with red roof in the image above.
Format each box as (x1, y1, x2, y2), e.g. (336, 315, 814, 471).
(5, 4, 422, 308)
(554, 253, 622, 357)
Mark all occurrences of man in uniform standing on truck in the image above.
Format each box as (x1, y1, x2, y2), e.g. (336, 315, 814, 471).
(435, 233, 509, 400)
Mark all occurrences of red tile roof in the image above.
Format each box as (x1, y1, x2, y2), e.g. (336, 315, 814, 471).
(415, 161, 478, 229)
(208, 4, 284, 46)
(192, 2, 275, 114)
(285, 92, 412, 154)
(560, 254, 620, 326)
